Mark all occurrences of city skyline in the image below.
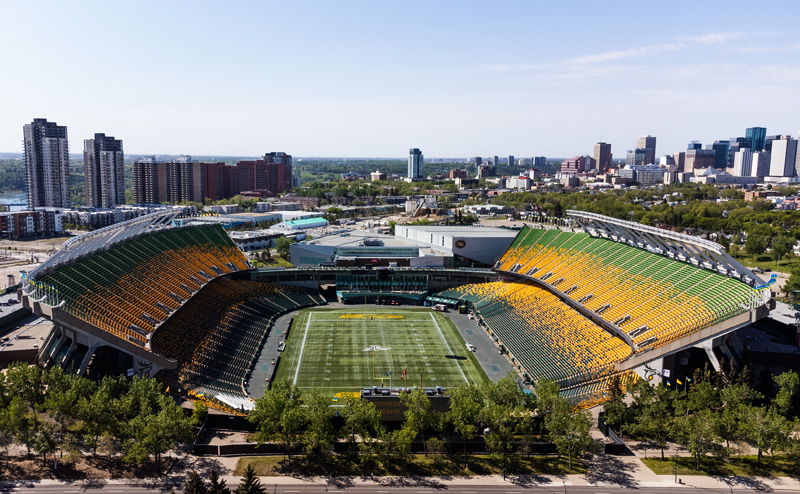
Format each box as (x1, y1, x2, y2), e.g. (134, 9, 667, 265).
(2, 1, 799, 158)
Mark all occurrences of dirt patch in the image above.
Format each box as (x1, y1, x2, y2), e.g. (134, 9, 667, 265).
(0, 455, 172, 481)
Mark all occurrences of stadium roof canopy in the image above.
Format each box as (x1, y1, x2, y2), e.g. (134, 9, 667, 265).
(29, 208, 184, 279)
(567, 210, 760, 285)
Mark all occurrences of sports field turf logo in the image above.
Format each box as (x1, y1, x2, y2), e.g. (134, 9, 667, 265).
(339, 314, 404, 319)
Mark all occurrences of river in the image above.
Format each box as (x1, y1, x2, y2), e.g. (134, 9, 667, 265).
(0, 191, 27, 211)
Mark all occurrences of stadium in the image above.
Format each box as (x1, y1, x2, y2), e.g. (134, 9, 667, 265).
(20, 208, 774, 414)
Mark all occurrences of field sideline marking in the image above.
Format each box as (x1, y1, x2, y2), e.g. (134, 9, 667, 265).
(293, 312, 313, 385)
(429, 312, 468, 383)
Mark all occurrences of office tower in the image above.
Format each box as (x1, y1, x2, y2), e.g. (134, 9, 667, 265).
(23, 118, 70, 208)
(685, 149, 716, 171)
(746, 126, 767, 152)
(769, 136, 798, 177)
(560, 156, 587, 174)
(517, 158, 526, 166)
(492, 155, 498, 166)
(585, 155, 597, 171)
(626, 149, 647, 166)
(594, 142, 612, 174)
(688, 141, 703, 150)
(673, 152, 686, 173)
(659, 155, 675, 167)
(477, 165, 494, 178)
(449, 169, 468, 180)
(729, 137, 752, 168)
(83, 133, 124, 208)
(533, 156, 546, 168)
(752, 152, 771, 178)
(732, 149, 753, 177)
(473, 157, 483, 167)
(408, 148, 423, 180)
(709, 140, 729, 169)
(765, 135, 779, 152)
(508, 155, 514, 167)
(636, 135, 657, 164)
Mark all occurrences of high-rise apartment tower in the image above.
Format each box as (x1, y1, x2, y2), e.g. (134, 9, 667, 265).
(84, 133, 124, 208)
(23, 118, 70, 208)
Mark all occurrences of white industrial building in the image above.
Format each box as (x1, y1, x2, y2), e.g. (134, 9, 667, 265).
(394, 224, 518, 267)
(290, 230, 450, 268)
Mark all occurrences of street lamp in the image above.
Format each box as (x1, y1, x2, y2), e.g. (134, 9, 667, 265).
(674, 449, 678, 483)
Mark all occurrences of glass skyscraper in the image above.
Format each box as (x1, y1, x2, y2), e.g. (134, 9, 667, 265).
(408, 148, 423, 180)
(746, 127, 767, 152)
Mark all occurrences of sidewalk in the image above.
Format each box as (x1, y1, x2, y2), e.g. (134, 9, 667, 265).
(176, 454, 800, 491)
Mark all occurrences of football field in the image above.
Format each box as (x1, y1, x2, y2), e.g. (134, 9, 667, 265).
(273, 307, 488, 395)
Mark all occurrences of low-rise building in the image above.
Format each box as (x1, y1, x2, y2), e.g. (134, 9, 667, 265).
(291, 230, 450, 268)
(273, 217, 329, 230)
(394, 224, 518, 266)
(0, 210, 63, 239)
(228, 230, 284, 252)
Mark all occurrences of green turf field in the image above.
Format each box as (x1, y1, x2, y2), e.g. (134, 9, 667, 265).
(273, 307, 488, 395)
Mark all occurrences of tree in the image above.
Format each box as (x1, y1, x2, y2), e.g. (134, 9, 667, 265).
(784, 264, 800, 298)
(7, 396, 36, 455)
(548, 407, 598, 470)
(31, 421, 57, 466)
(630, 380, 674, 458)
(184, 470, 209, 494)
(674, 409, 718, 469)
(43, 366, 95, 452)
(275, 236, 293, 260)
(191, 400, 209, 427)
(79, 377, 119, 456)
(209, 469, 232, 494)
(237, 464, 266, 494)
(742, 405, 783, 463)
(249, 379, 305, 459)
(341, 395, 382, 458)
(772, 235, 792, 264)
(714, 382, 759, 456)
(4, 362, 45, 409)
(772, 370, 799, 417)
(400, 388, 435, 455)
(303, 391, 336, 457)
(482, 402, 517, 478)
(447, 384, 483, 458)
(744, 235, 766, 256)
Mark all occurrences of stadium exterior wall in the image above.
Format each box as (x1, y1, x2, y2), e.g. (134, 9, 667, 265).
(617, 306, 768, 372)
(24, 296, 176, 372)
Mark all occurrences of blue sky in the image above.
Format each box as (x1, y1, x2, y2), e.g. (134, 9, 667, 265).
(1, 1, 798, 158)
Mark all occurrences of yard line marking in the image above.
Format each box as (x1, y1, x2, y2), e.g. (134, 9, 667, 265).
(429, 312, 468, 383)
(293, 313, 313, 385)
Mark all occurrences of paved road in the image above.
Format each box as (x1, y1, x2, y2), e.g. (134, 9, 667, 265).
(443, 311, 515, 382)
(2, 480, 798, 494)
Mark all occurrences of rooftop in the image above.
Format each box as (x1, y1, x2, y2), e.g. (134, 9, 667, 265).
(299, 230, 449, 257)
(397, 225, 519, 238)
(284, 217, 329, 227)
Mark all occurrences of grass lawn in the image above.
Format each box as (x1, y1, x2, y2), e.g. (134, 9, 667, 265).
(236, 454, 586, 477)
(642, 455, 800, 477)
(733, 252, 796, 274)
(273, 308, 488, 397)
